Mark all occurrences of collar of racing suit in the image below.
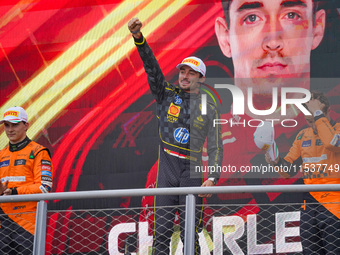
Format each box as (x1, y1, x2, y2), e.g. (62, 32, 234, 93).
(330, 119, 336, 127)
(181, 89, 200, 99)
(9, 136, 31, 152)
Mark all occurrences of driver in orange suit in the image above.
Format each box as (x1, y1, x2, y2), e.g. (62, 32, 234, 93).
(266, 92, 340, 254)
(0, 106, 53, 255)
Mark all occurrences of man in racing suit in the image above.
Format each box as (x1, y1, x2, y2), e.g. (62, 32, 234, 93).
(128, 18, 223, 254)
(0, 106, 53, 254)
(266, 92, 340, 254)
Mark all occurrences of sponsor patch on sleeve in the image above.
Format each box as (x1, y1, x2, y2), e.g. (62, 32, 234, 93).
(41, 160, 51, 166)
(42, 181, 52, 188)
(41, 170, 52, 177)
(39, 185, 49, 193)
(41, 176, 52, 182)
(41, 165, 51, 171)
(43, 184, 51, 192)
(330, 134, 340, 147)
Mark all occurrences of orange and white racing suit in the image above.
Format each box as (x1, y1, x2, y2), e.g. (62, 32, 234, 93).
(278, 115, 340, 254)
(283, 116, 340, 217)
(0, 136, 53, 253)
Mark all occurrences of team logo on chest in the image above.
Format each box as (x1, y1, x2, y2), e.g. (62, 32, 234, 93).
(167, 103, 181, 123)
(0, 160, 9, 168)
(315, 139, 323, 146)
(302, 140, 311, 147)
(174, 95, 182, 105)
(174, 127, 190, 144)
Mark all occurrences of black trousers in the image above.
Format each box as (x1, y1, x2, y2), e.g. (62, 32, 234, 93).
(0, 212, 34, 255)
(153, 146, 203, 255)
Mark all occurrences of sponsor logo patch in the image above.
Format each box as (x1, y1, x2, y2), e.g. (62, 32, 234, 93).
(169, 103, 180, 116)
(13, 205, 26, 210)
(41, 176, 52, 182)
(174, 95, 182, 105)
(0, 160, 10, 168)
(167, 103, 181, 123)
(4, 111, 19, 118)
(297, 132, 304, 140)
(321, 192, 330, 198)
(39, 185, 49, 193)
(302, 140, 311, 147)
(41, 160, 51, 166)
(1, 176, 25, 182)
(41, 170, 52, 177)
(14, 159, 26, 166)
(261, 144, 270, 151)
(182, 58, 199, 67)
(197, 115, 203, 122)
(42, 181, 52, 188)
(315, 139, 323, 146)
(330, 134, 340, 147)
(42, 184, 51, 192)
(41, 165, 51, 171)
(174, 127, 190, 144)
(302, 154, 327, 163)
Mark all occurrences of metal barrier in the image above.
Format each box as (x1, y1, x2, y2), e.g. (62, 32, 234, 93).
(0, 184, 339, 255)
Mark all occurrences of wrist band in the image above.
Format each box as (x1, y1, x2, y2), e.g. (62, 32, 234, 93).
(130, 29, 140, 34)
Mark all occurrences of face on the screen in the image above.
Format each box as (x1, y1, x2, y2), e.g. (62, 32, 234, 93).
(216, 0, 325, 94)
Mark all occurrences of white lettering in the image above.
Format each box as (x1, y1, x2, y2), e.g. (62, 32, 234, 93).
(215, 84, 245, 115)
(213, 119, 228, 127)
(248, 87, 278, 116)
(139, 222, 153, 255)
(281, 88, 311, 115)
(107, 213, 303, 254)
(230, 118, 246, 127)
(248, 119, 264, 128)
(247, 214, 273, 254)
(201, 86, 311, 116)
(108, 222, 136, 255)
(213, 216, 244, 255)
(276, 212, 302, 253)
(213, 119, 297, 128)
(281, 119, 298, 127)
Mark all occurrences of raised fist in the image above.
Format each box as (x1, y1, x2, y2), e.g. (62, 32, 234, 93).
(128, 17, 142, 38)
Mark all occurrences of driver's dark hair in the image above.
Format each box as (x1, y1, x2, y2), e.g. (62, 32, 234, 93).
(303, 91, 330, 114)
(311, 91, 330, 114)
